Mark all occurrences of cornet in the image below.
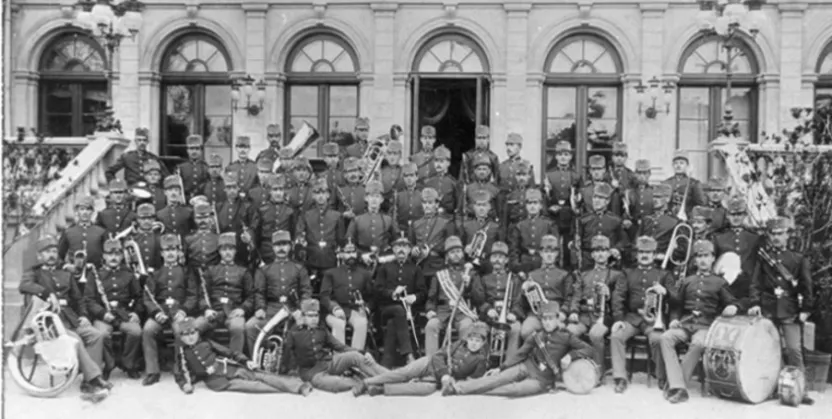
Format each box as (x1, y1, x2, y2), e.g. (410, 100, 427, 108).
(521, 277, 548, 316)
(467, 229, 488, 266)
(661, 223, 693, 271)
(642, 284, 666, 331)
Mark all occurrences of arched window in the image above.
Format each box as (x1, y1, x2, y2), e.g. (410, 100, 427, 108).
(543, 34, 623, 172)
(38, 32, 108, 137)
(161, 33, 232, 159)
(815, 41, 832, 144)
(677, 35, 759, 179)
(285, 33, 359, 157)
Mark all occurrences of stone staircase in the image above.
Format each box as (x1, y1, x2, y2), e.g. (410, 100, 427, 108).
(2, 134, 129, 338)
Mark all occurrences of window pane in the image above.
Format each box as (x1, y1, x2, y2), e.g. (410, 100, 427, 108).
(81, 82, 107, 114)
(682, 38, 753, 74)
(545, 87, 577, 170)
(40, 34, 105, 72)
(44, 115, 73, 137)
(329, 86, 358, 117)
(815, 88, 832, 144)
(43, 82, 73, 113)
(163, 37, 229, 73)
(587, 87, 619, 154)
(289, 85, 320, 157)
(548, 37, 619, 74)
(164, 85, 197, 158)
(417, 37, 486, 73)
(290, 36, 357, 73)
(203, 85, 233, 162)
(721, 87, 753, 139)
(678, 88, 711, 181)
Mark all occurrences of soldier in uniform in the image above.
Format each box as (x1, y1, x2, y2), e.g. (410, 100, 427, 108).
(544, 140, 582, 267)
(184, 202, 220, 269)
(704, 177, 729, 233)
(610, 236, 673, 393)
(659, 239, 740, 403)
(348, 181, 398, 263)
(626, 159, 658, 231)
(352, 321, 489, 397)
(393, 162, 424, 230)
(251, 175, 297, 265)
(216, 171, 254, 266)
(411, 125, 438, 182)
(567, 235, 624, 374)
(248, 158, 275, 209)
(227, 136, 258, 195)
(502, 160, 539, 231)
(345, 117, 371, 158)
(424, 236, 484, 356)
(665, 150, 706, 219)
(580, 156, 622, 216)
(296, 178, 345, 286)
(256, 124, 282, 163)
(409, 188, 456, 282)
(478, 241, 521, 361)
(576, 183, 628, 270)
(516, 235, 572, 340)
(157, 175, 194, 237)
(321, 242, 374, 350)
(338, 157, 367, 220)
(173, 317, 311, 395)
(322, 142, 345, 202)
(142, 233, 198, 386)
(498, 133, 535, 190)
(245, 230, 313, 352)
(459, 189, 502, 274)
(713, 196, 762, 308)
(19, 235, 112, 393)
(58, 196, 107, 269)
(286, 157, 317, 213)
(284, 299, 387, 392)
(133, 203, 163, 272)
(381, 139, 405, 209)
(445, 301, 593, 397)
(106, 127, 168, 186)
(203, 153, 227, 205)
(86, 238, 143, 378)
(748, 217, 813, 396)
(96, 179, 137, 235)
(508, 189, 557, 273)
(690, 206, 714, 242)
(374, 235, 427, 367)
(608, 142, 637, 191)
(140, 159, 168, 211)
(193, 232, 254, 353)
(462, 154, 501, 219)
(177, 135, 210, 202)
(275, 148, 295, 177)
(637, 183, 681, 267)
(462, 125, 501, 184)
(425, 145, 459, 217)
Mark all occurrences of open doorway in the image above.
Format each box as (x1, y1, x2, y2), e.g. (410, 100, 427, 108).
(412, 77, 490, 178)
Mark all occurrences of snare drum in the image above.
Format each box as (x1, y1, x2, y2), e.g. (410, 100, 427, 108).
(562, 359, 599, 395)
(703, 315, 782, 404)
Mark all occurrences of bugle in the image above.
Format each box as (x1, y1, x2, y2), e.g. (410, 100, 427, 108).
(661, 223, 693, 271)
(675, 178, 690, 222)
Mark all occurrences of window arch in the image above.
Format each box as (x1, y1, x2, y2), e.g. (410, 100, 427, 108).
(38, 32, 108, 137)
(160, 33, 233, 159)
(285, 32, 360, 157)
(542, 33, 623, 172)
(676, 34, 760, 180)
(412, 34, 489, 74)
(815, 41, 832, 145)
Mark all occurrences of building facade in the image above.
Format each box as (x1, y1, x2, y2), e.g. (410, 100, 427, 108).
(5, 0, 832, 180)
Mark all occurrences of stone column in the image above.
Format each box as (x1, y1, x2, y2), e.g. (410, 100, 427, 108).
(12, 71, 38, 130)
(526, 73, 544, 176)
(503, 3, 531, 162)
(640, 3, 667, 177)
(371, 3, 398, 133)
(778, 3, 807, 128)
(137, 71, 160, 151)
(115, 36, 140, 134)
(238, 4, 268, 156)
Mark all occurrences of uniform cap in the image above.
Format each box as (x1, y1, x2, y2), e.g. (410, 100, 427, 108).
(103, 238, 122, 253)
(706, 177, 727, 191)
(766, 216, 790, 233)
(134, 127, 149, 138)
(420, 125, 436, 136)
(392, 235, 411, 247)
(137, 203, 155, 217)
(475, 125, 490, 137)
(469, 321, 489, 339)
(194, 202, 212, 218)
(612, 142, 628, 154)
(163, 175, 180, 189)
(269, 175, 287, 189)
(691, 206, 713, 221)
(635, 236, 658, 252)
(301, 299, 320, 313)
(472, 189, 492, 204)
(514, 160, 531, 174)
(36, 235, 58, 252)
(692, 239, 715, 255)
(365, 181, 383, 196)
(726, 197, 747, 213)
(540, 301, 561, 316)
(554, 141, 573, 153)
(343, 157, 361, 172)
(223, 172, 239, 186)
(490, 241, 509, 255)
(160, 234, 180, 249)
(218, 232, 237, 247)
(473, 154, 490, 168)
(75, 196, 95, 209)
(108, 179, 127, 192)
(634, 159, 651, 172)
(444, 236, 463, 251)
(355, 117, 370, 129)
(589, 155, 606, 169)
(186, 135, 203, 147)
(525, 188, 542, 202)
(672, 150, 689, 163)
(257, 159, 274, 171)
(177, 317, 197, 334)
(279, 148, 295, 159)
(189, 195, 209, 207)
(421, 187, 439, 202)
(143, 159, 162, 173)
(341, 241, 357, 253)
(271, 230, 291, 244)
(506, 133, 523, 145)
(402, 162, 418, 175)
(654, 183, 673, 200)
(267, 124, 281, 135)
(293, 157, 312, 172)
(434, 146, 451, 160)
(322, 142, 340, 156)
(593, 182, 613, 199)
(236, 136, 251, 147)
(591, 235, 610, 250)
(208, 153, 223, 166)
(311, 177, 328, 192)
(540, 234, 559, 250)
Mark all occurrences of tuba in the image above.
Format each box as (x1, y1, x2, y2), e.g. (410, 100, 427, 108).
(641, 284, 666, 331)
(251, 291, 297, 372)
(521, 274, 548, 316)
(274, 122, 320, 173)
(360, 136, 388, 185)
(467, 229, 488, 266)
(661, 223, 693, 272)
(4, 296, 80, 397)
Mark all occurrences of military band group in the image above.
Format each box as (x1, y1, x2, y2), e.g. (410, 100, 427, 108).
(19, 117, 814, 405)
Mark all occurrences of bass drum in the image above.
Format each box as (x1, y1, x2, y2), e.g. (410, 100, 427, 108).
(703, 315, 781, 404)
(562, 359, 599, 395)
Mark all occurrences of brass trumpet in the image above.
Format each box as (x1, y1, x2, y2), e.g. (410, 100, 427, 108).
(661, 223, 693, 271)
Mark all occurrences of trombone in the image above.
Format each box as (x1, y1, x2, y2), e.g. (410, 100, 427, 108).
(360, 136, 389, 185)
(661, 223, 693, 271)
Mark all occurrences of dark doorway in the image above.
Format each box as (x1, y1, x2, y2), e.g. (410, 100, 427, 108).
(412, 77, 490, 178)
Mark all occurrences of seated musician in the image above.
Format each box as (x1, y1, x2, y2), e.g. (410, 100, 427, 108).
(508, 189, 557, 273)
(173, 317, 311, 396)
(478, 241, 521, 362)
(19, 235, 112, 394)
(409, 187, 455, 282)
(714, 196, 762, 311)
(424, 236, 484, 356)
(320, 241, 374, 350)
(374, 235, 427, 367)
(443, 301, 593, 397)
(352, 321, 489, 397)
(636, 183, 680, 269)
(567, 235, 624, 376)
(347, 180, 398, 266)
(516, 234, 571, 340)
(96, 179, 137, 235)
(610, 236, 673, 393)
(748, 217, 814, 405)
(85, 238, 143, 379)
(141, 233, 198, 386)
(193, 232, 254, 353)
(284, 299, 387, 393)
(658, 239, 739, 404)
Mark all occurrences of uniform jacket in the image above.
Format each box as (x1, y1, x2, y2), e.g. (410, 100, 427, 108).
(286, 181, 317, 213)
(627, 185, 657, 223)
(157, 204, 195, 237)
(227, 158, 258, 193)
(256, 147, 281, 164)
(462, 181, 501, 219)
(409, 214, 455, 276)
(253, 259, 312, 315)
(502, 329, 593, 383)
(84, 265, 143, 322)
(609, 165, 637, 191)
(458, 218, 502, 262)
(146, 184, 168, 212)
(579, 181, 622, 216)
(347, 212, 398, 253)
(579, 212, 629, 252)
(252, 200, 296, 250)
(664, 174, 706, 219)
(58, 223, 107, 266)
(508, 216, 557, 272)
(426, 264, 485, 313)
(499, 157, 536, 190)
(708, 203, 728, 234)
(185, 230, 220, 268)
(424, 173, 459, 216)
(132, 229, 163, 271)
(95, 205, 137, 235)
(200, 262, 255, 318)
(174, 339, 250, 391)
(217, 197, 254, 235)
(337, 183, 367, 216)
(247, 186, 268, 210)
(429, 340, 488, 382)
(714, 227, 763, 278)
(203, 177, 227, 205)
(106, 149, 168, 186)
(462, 149, 500, 184)
(612, 266, 675, 328)
(394, 187, 424, 229)
(515, 266, 572, 319)
(374, 261, 427, 307)
(381, 165, 405, 195)
(750, 246, 813, 320)
(570, 266, 625, 326)
(284, 324, 358, 381)
(19, 265, 87, 328)
(296, 206, 345, 270)
(636, 212, 680, 254)
(178, 159, 210, 201)
(544, 166, 581, 206)
(671, 272, 737, 330)
(345, 141, 368, 159)
(410, 151, 436, 182)
(478, 270, 518, 317)
(319, 265, 374, 318)
(144, 264, 198, 317)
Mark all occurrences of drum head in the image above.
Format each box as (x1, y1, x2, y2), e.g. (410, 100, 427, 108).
(736, 317, 782, 403)
(562, 359, 598, 395)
